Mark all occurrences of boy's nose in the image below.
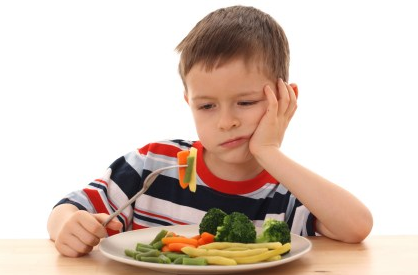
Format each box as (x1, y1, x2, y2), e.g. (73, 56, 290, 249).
(217, 108, 240, 130)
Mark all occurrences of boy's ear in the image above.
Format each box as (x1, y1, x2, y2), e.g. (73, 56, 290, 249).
(289, 83, 298, 99)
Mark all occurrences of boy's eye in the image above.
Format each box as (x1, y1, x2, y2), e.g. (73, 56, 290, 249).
(198, 104, 215, 110)
(238, 101, 257, 106)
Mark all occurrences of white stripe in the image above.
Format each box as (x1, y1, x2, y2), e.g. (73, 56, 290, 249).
(285, 195, 296, 222)
(108, 180, 132, 226)
(65, 191, 95, 213)
(124, 151, 145, 176)
(290, 205, 310, 236)
(243, 183, 282, 199)
(134, 195, 206, 225)
(146, 152, 178, 168)
(276, 184, 289, 195)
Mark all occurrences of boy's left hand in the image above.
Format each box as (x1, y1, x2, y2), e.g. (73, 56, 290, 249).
(249, 78, 298, 156)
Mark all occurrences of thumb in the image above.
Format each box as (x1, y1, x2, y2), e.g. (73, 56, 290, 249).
(93, 213, 123, 231)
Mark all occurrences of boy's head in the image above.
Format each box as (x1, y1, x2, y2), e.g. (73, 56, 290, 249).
(176, 5, 290, 92)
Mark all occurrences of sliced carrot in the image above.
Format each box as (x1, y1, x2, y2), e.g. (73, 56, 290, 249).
(197, 232, 215, 246)
(161, 245, 170, 252)
(177, 150, 189, 189)
(167, 242, 196, 252)
(161, 236, 199, 246)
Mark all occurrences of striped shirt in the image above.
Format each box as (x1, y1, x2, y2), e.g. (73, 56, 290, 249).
(56, 139, 316, 237)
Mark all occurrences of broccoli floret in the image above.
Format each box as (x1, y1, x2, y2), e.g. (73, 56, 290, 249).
(256, 218, 291, 244)
(215, 212, 256, 243)
(199, 208, 227, 235)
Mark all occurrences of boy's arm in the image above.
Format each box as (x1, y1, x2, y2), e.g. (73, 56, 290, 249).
(47, 204, 122, 257)
(250, 79, 373, 243)
(255, 148, 373, 243)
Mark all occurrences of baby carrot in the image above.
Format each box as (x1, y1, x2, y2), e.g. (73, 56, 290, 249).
(191, 234, 201, 240)
(198, 232, 215, 246)
(167, 243, 196, 253)
(162, 236, 199, 246)
(177, 150, 189, 189)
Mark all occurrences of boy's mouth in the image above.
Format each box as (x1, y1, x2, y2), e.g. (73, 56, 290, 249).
(220, 136, 250, 148)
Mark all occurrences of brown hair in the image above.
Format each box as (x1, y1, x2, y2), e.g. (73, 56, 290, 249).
(176, 5, 290, 90)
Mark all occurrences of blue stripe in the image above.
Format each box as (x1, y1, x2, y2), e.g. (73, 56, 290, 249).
(134, 212, 173, 226)
(54, 198, 87, 211)
(109, 156, 142, 199)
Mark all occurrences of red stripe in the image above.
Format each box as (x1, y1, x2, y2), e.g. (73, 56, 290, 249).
(138, 142, 183, 158)
(193, 141, 279, 194)
(95, 179, 108, 187)
(133, 223, 149, 230)
(135, 208, 188, 225)
(108, 199, 129, 226)
(83, 188, 109, 214)
(83, 188, 119, 236)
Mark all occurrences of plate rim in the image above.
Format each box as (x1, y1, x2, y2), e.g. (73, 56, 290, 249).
(99, 224, 312, 274)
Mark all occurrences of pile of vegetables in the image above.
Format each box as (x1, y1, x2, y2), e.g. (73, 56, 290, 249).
(124, 229, 216, 265)
(124, 208, 292, 266)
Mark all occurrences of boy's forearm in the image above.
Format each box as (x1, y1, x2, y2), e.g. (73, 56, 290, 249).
(47, 204, 79, 241)
(254, 147, 373, 243)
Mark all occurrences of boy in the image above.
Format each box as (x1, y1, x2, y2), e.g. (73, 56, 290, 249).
(47, 5, 373, 257)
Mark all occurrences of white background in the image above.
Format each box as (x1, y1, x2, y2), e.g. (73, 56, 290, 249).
(1, 0, 417, 238)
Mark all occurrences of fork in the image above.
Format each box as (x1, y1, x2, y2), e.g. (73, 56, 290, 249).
(102, 164, 187, 226)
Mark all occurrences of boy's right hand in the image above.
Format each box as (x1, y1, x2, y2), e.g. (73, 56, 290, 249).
(54, 210, 123, 257)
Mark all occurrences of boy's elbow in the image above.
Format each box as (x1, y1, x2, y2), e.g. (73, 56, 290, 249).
(343, 212, 374, 243)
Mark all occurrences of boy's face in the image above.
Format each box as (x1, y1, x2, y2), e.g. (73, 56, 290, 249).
(184, 58, 276, 168)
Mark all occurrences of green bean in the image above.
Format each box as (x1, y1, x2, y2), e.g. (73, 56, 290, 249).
(136, 243, 154, 251)
(134, 249, 161, 260)
(139, 256, 164, 263)
(173, 257, 186, 265)
(149, 229, 168, 245)
(163, 252, 189, 262)
(182, 257, 208, 266)
(124, 249, 139, 258)
(158, 254, 172, 264)
(152, 240, 164, 250)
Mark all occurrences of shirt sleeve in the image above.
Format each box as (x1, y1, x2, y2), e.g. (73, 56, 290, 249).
(53, 150, 146, 234)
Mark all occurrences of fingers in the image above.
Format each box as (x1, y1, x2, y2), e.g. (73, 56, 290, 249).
(55, 233, 94, 257)
(54, 211, 119, 257)
(93, 213, 123, 232)
(265, 79, 297, 119)
(55, 220, 97, 257)
(276, 79, 297, 119)
(264, 85, 279, 116)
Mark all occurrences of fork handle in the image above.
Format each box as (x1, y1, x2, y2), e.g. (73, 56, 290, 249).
(102, 188, 146, 227)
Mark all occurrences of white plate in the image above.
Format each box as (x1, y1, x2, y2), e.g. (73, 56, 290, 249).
(99, 224, 311, 274)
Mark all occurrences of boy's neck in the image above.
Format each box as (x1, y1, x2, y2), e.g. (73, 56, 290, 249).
(203, 152, 264, 181)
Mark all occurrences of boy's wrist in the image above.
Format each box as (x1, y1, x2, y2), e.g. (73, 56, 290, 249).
(251, 145, 282, 165)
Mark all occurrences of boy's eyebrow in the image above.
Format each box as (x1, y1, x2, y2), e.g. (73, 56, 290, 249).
(191, 90, 263, 101)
